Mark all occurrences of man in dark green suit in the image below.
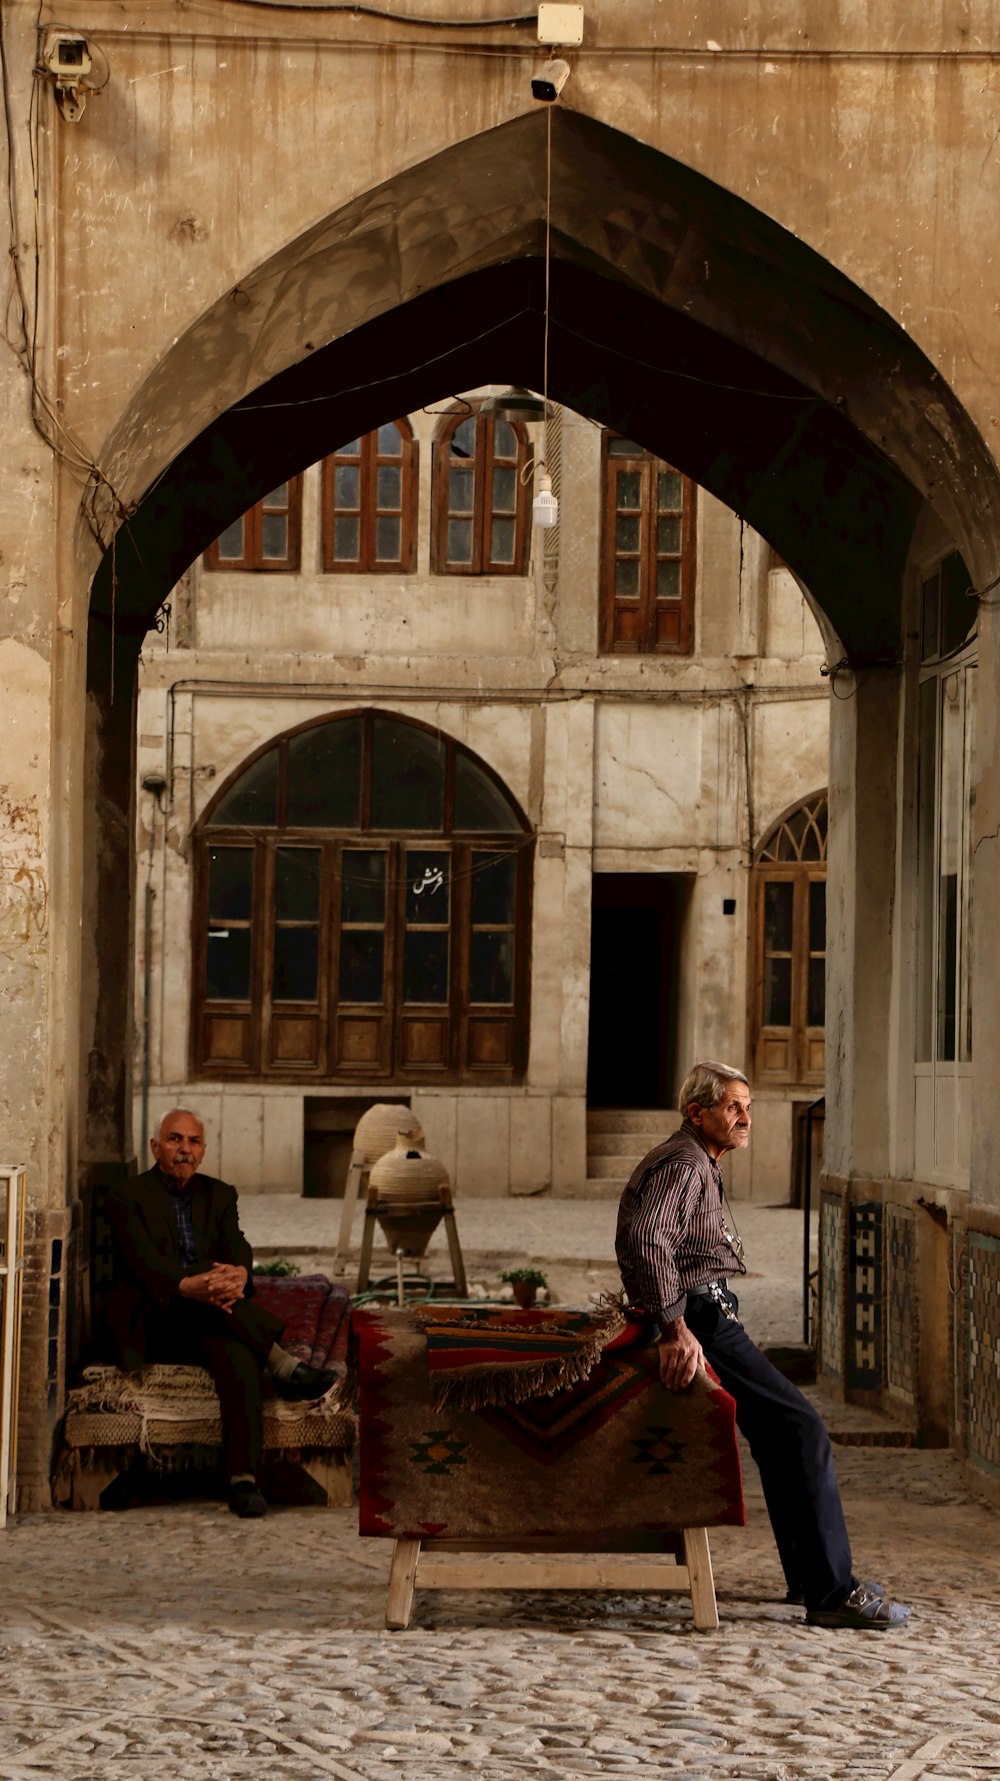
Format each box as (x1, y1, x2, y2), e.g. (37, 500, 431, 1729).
(105, 1108, 336, 1517)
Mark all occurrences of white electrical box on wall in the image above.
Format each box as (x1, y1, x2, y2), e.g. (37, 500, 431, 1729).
(537, 4, 584, 46)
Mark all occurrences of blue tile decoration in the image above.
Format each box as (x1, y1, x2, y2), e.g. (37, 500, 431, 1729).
(885, 1205, 916, 1406)
(968, 1233, 1000, 1477)
(847, 1202, 882, 1389)
(820, 1194, 843, 1377)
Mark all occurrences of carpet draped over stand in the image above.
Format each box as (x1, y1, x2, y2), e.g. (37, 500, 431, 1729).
(353, 1304, 746, 1542)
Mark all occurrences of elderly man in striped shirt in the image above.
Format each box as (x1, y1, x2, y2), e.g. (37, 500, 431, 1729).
(616, 1060, 909, 1630)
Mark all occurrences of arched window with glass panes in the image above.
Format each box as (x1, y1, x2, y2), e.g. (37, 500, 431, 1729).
(204, 478, 303, 571)
(322, 420, 417, 572)
(192, 711, 533, 1084)
(601, 434, 696, 653)
(750, 793, 827, 1085)
(431, 407, 532, 575)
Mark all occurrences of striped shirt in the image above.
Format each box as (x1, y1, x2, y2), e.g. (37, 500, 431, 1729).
(615, 1120, 746, 1328)
(163, 1175, 197, 1272)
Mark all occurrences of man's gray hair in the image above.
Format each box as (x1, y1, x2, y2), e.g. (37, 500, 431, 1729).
(678, 1062, 750, 1118)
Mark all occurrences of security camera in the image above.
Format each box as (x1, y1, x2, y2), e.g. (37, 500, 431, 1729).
(40, 29, 95, 122)
(531, 58, 570, 103)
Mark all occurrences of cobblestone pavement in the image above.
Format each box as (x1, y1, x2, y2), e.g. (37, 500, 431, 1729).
(4, 1445, 1000, 1780)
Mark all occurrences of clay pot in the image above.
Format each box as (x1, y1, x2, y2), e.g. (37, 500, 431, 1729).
(511, 1280, 538, 1309)
(369, 1133, 449, 1200)
(353, 1102, 425, 1166)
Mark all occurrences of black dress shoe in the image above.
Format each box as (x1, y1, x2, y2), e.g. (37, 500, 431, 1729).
(229, 1481, 267, 1519)
(271, 1362, 338, 1402)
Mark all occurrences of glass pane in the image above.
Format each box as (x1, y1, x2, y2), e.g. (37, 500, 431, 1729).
(941, 551, 973, 655)
(339, 931, 384, 1003)
(617, 471, 642, 510)
(454, 755, 523, 832)
(333, 517, 360, 561)
(657, 516, 681, 554)
(377, 465, 401, 509)
(404, 930, 449, 1003)
(208, 847, 253, 920)
(215, 516, 245, 561)
(375, 516, 401, 561)
(921, 570, 940, 662)
(341, 850, 386, 924)
(206, 929, 252, 1001)
(937, 670, 965, 1063)
(471, 851, 516, 923)
(616, 515, 641, 553)
(370, 715, 445, 831)
(657, 471, 682, 508)
(449, 467, 474, 513)
(406, 850, 450, 924)
(335, 465, 360, 508)
(937, 871, 958, 1061)
(334, 438, 361, 457)
(275, 847, 320, 921)
(615, 560, 640, 598)
(777, 808, 809, 860)
(609, 436, 643, 456)
(264, 485, 288, 508)
(808, 878, 826, 953)
(286, 718, 362, 828)
(447, 519, 472, 563)
(492, 466, 517, 512)
(490, 517, 515, 564)
(470, 931, 514, 1004)
(261, 513, 287, 560)
(452, 417, 475, 458)
(657, 560, 681, 599)
(764, 880, 794, 952)
(377, 422, 402, 455)
(493, 420, 516, 458)
(764, 955, 792, 1027)
(272, 927, 318, 1002)
(209, 749, 278, 827)
(807, 955, 826, 1029)
(915, 676, 938, 1061)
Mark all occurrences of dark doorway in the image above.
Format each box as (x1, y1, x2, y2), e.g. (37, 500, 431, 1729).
(587, 875, 687, 1108)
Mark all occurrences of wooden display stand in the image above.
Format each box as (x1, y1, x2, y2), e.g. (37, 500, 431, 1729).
(334, 1149, 369, 1271)
(0, 1165, 26, 1529)
(356, 1182, 467, 1300)
(384, 1528, 719, 1632)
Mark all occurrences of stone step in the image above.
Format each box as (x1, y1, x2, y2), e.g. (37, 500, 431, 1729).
(585, 1155, 646, 1179)
(587, 1132, 662, 1156)
(587, 1108, 676, 1133)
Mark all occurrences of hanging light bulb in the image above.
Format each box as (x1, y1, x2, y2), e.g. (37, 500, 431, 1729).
(533, 464, 558, 529)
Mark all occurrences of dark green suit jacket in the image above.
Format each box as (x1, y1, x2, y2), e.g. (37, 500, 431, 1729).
(104, 1167, 262, 1370)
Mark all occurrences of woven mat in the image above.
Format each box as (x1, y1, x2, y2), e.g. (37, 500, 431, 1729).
(416, 1302, 627, 1411)
(353, 1305, 745, 1541)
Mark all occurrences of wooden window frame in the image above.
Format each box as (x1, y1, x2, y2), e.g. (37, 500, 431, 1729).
(749, 794, 828, 1087)
(204, 476, 303, 572)
(191, 711, 533, 1086)
(599, 435, 696, 655)
(431, 407, 532, 577)
(321, 420, 417, 574)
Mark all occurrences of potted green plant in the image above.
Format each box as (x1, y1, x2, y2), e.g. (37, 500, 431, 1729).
(500, 1266, 548, 1309)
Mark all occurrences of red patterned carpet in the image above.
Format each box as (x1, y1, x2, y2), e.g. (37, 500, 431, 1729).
(353, 1305, 745, 1541)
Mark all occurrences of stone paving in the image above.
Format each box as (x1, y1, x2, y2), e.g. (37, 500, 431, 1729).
(4, 1202, 999, 1779)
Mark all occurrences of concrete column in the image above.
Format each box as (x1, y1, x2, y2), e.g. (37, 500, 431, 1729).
(824, 667, 901, 1183)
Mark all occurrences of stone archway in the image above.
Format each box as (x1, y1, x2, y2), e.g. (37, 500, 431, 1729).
(79, 105, 1000, 1205)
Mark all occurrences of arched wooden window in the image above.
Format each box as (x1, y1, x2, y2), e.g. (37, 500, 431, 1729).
(204, 477, 303, 571)
(750, 792, 827, 1084)
(431, 407, 532, 575)
(192, 711, 533, 1085)
(601, 434, 696, 654)
(321, 420, 417, 572)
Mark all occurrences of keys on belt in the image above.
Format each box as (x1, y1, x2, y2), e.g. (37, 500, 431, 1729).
(687, 1280, 740, 1322)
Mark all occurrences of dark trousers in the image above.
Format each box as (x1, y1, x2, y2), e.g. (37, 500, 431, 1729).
(146, 1297, 284, 1480)
(684, 1289, 854, 1610)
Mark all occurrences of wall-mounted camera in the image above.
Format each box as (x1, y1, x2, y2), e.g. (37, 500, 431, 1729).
(40, 29, 100, 123)
(531, 58, 571, 104)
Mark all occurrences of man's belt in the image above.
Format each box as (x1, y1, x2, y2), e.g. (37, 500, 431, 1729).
(685, 1279, 740, 1322)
